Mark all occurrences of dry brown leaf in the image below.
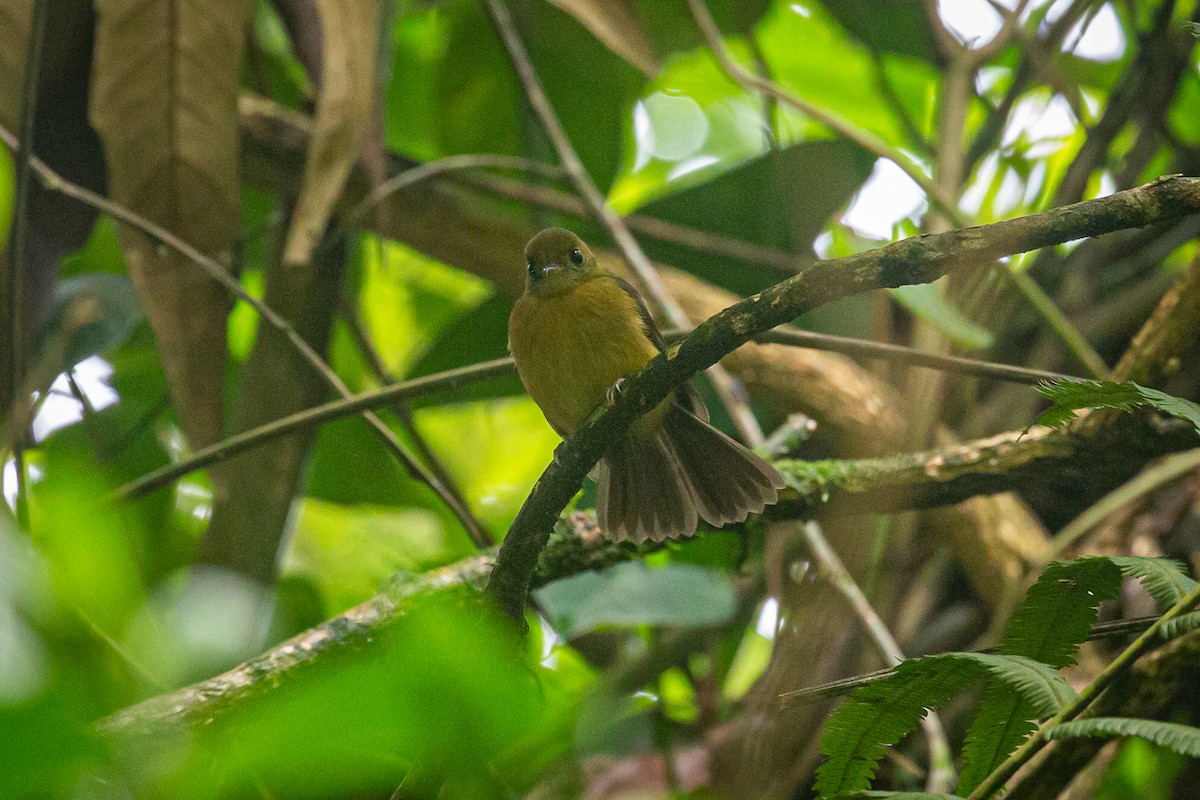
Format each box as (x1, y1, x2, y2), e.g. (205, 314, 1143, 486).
(548, 0, 659, 75)
(281, 0, 380, 267)
(89, 0, 251, 449)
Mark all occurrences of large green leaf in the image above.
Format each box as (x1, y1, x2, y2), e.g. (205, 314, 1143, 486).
(435, 0, 643, 190)
(629, 139, 875, 295)
(817, 0, 939, 62)
(957, 556, 1195, 794)
(536, 561, 737, 636)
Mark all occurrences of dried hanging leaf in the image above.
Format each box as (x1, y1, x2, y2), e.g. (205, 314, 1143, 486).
(281, 0, 380, 267)
(90, 0, 251, 449)
(548, 0, 659, 75)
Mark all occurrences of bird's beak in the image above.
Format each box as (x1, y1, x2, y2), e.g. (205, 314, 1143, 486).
(538, 263, 561, 277)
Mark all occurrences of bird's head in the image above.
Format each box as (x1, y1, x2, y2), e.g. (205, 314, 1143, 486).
(523, 228, 599, 296)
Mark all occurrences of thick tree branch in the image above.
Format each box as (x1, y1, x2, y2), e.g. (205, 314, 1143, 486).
(485, 175, 1200, 621)
(97, 411, 1198, 744)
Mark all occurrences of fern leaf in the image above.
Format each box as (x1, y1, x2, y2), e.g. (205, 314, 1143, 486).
(957, 558, 1122, 793)
(1036, 379, 1200, 433)
(1046, 718, 1200, 758)
(1109, 556, 1198, 611)
(998, 558, 1123, 666)
(1162, 610, 1200, 640)
(817, 653, 1072, 797)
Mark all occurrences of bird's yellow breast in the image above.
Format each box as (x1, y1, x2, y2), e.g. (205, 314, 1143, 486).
(509, 275, 662, 435)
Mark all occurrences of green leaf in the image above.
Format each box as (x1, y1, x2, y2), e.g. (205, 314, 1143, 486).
(1108, 556, 1198, 612)
(998, 558, 1124, 667)
(628, 139, 875, 295)
(889, 284, 994, 351)
(1162, 610, 1200, 640)
(958, 558, 1121, 793)
(1046, 718, 1200, 759)
(1035, 380, 1200, 434)
(817, 652, 1073, 797)
(535, 562, 736, 636)
(958, 556, 1195, 793)
(817, 0, 939, 62)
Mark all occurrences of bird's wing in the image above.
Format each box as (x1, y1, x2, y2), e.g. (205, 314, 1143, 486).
(610, 275, 668, 352)
(608, 274, 709, 422)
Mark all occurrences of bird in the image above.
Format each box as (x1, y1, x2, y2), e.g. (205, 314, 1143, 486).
(507, 227, 785, 543)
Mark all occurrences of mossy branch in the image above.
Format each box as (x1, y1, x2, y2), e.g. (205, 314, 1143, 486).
(98, 410, 1198, 746)
(485, 175, 1200, 621)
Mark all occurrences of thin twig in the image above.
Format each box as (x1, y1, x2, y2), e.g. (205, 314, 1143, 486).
(1045, 447, 1200, 562)
(114, 326, 1083, 501)
(751, 328, 1079, 386)
(330, 153, 564, 247)
(690, 0, 956, 215)
(339, 296, 485, 539)
(482, 0, 764, 445)
(458, 169, 802, 273)
(967, 582, 1200, 799)
(115, 359, 516, 500)
(3, 0, 51, 528)
(800, 520, 957, 792)
(0, 122, 492, 548)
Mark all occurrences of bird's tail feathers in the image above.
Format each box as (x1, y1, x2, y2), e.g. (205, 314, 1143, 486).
(595, 405, 784, 543)
(665, 407, 785, 528)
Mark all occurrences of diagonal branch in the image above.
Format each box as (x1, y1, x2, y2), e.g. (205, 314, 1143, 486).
(484, 175, 1200, 621)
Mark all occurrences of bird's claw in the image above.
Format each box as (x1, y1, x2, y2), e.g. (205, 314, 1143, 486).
(605, 377, 627, 407)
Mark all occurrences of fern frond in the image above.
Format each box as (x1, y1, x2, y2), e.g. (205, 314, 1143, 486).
(1162, 610, 1200, 640)
(957, 555, 1197, 793)
(1046, 718, 1200, 758)
(1109, 556, 1198, 611)
(817, 653, 1072, 797)
(1036, 379, 1200, 433)
(998, 558, 1122, 667)
(958, 558, 1121, 793)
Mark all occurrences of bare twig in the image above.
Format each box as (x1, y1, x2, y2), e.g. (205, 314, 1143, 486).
(115, 358, 516, 500)
(339, 296, 486, 541)
(331, 153, 565, 246)
(752, 328, 1078, 385)
(482, 0, 764, 444)
(0, 123, 492, 548)
(800, 520, 956, 792)
(115, 326, 1081, 501)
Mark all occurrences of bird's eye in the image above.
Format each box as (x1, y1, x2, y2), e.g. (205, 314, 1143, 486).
(569, 248, 584, 266)
(527, 259, 538, 277)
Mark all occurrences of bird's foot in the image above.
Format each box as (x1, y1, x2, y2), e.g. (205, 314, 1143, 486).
(582, 377, 627, 426)
(605, 377, 627, 406)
